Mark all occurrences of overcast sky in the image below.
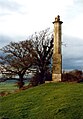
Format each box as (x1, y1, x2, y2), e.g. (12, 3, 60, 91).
(0, 0, 83, 70)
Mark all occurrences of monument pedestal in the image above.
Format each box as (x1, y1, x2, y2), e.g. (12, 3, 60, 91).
(52, 74, 61, 82)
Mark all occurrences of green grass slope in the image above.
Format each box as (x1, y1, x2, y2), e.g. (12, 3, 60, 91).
(0, 83, 83, 119)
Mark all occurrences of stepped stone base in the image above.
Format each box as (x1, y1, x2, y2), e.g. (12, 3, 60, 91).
(52, 74, 61, 82)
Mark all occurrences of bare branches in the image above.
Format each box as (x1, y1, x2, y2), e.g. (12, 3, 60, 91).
(29, 28, 53, 84)
(0, 28, 53, 86)
(0, 40, 35, 80)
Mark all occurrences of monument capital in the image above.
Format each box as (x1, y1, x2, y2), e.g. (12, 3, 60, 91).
(53, 15, 63, 24)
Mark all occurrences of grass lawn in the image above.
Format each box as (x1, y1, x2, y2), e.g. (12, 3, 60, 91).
(0, 81, 29, 93)
(0, 82, 18, 93)
(0, 82, 83, 119)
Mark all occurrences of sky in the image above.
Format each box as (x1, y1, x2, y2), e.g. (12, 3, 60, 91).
(0, 0, 83, 70)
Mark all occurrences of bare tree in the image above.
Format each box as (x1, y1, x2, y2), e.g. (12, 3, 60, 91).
(30, 28, 53, 85)
(0, 40, 35, 88)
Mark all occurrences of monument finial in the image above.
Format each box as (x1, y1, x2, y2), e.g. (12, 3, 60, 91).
(55, 15, 60, 21)
(53, 15, 63, 24)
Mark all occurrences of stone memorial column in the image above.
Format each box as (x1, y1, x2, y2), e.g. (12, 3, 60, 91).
(52, 15, 63, 82)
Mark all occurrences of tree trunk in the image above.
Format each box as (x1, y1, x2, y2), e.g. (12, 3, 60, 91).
(18, 75, 24, 89)
(39, 70, 45, 84)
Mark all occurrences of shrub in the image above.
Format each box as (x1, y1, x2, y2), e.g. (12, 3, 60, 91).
(62, 70, 83, 82)
(30, 71, 52, 86)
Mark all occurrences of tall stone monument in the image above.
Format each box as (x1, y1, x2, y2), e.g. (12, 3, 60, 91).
(52, 15, 63, 82)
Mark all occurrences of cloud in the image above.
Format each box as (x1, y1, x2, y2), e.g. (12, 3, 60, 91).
(62, 0, 83, 39)
(0, 0, 21, 11)
(63, 14, 83, 39)
(62, 36, 83, 70)
(62, 57, 83, 70)
(0, 0, 75, 37)
(0, 34, 28, 48)
(0, 0, 24, 16)
(0, 0, 83, 39)
(62, 35, 83, 57)
(0, 35, 12, 48)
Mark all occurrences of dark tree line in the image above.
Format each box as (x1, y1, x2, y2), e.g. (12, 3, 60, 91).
(0, 29, 53, 88)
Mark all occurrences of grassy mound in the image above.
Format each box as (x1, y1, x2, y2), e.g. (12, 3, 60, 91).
(0, 82, 83, 119)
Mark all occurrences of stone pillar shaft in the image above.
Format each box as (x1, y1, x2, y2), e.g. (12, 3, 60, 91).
(52, 15, 63, 82)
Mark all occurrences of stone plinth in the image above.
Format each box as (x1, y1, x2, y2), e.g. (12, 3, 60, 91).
(52, 74, 61, 82)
